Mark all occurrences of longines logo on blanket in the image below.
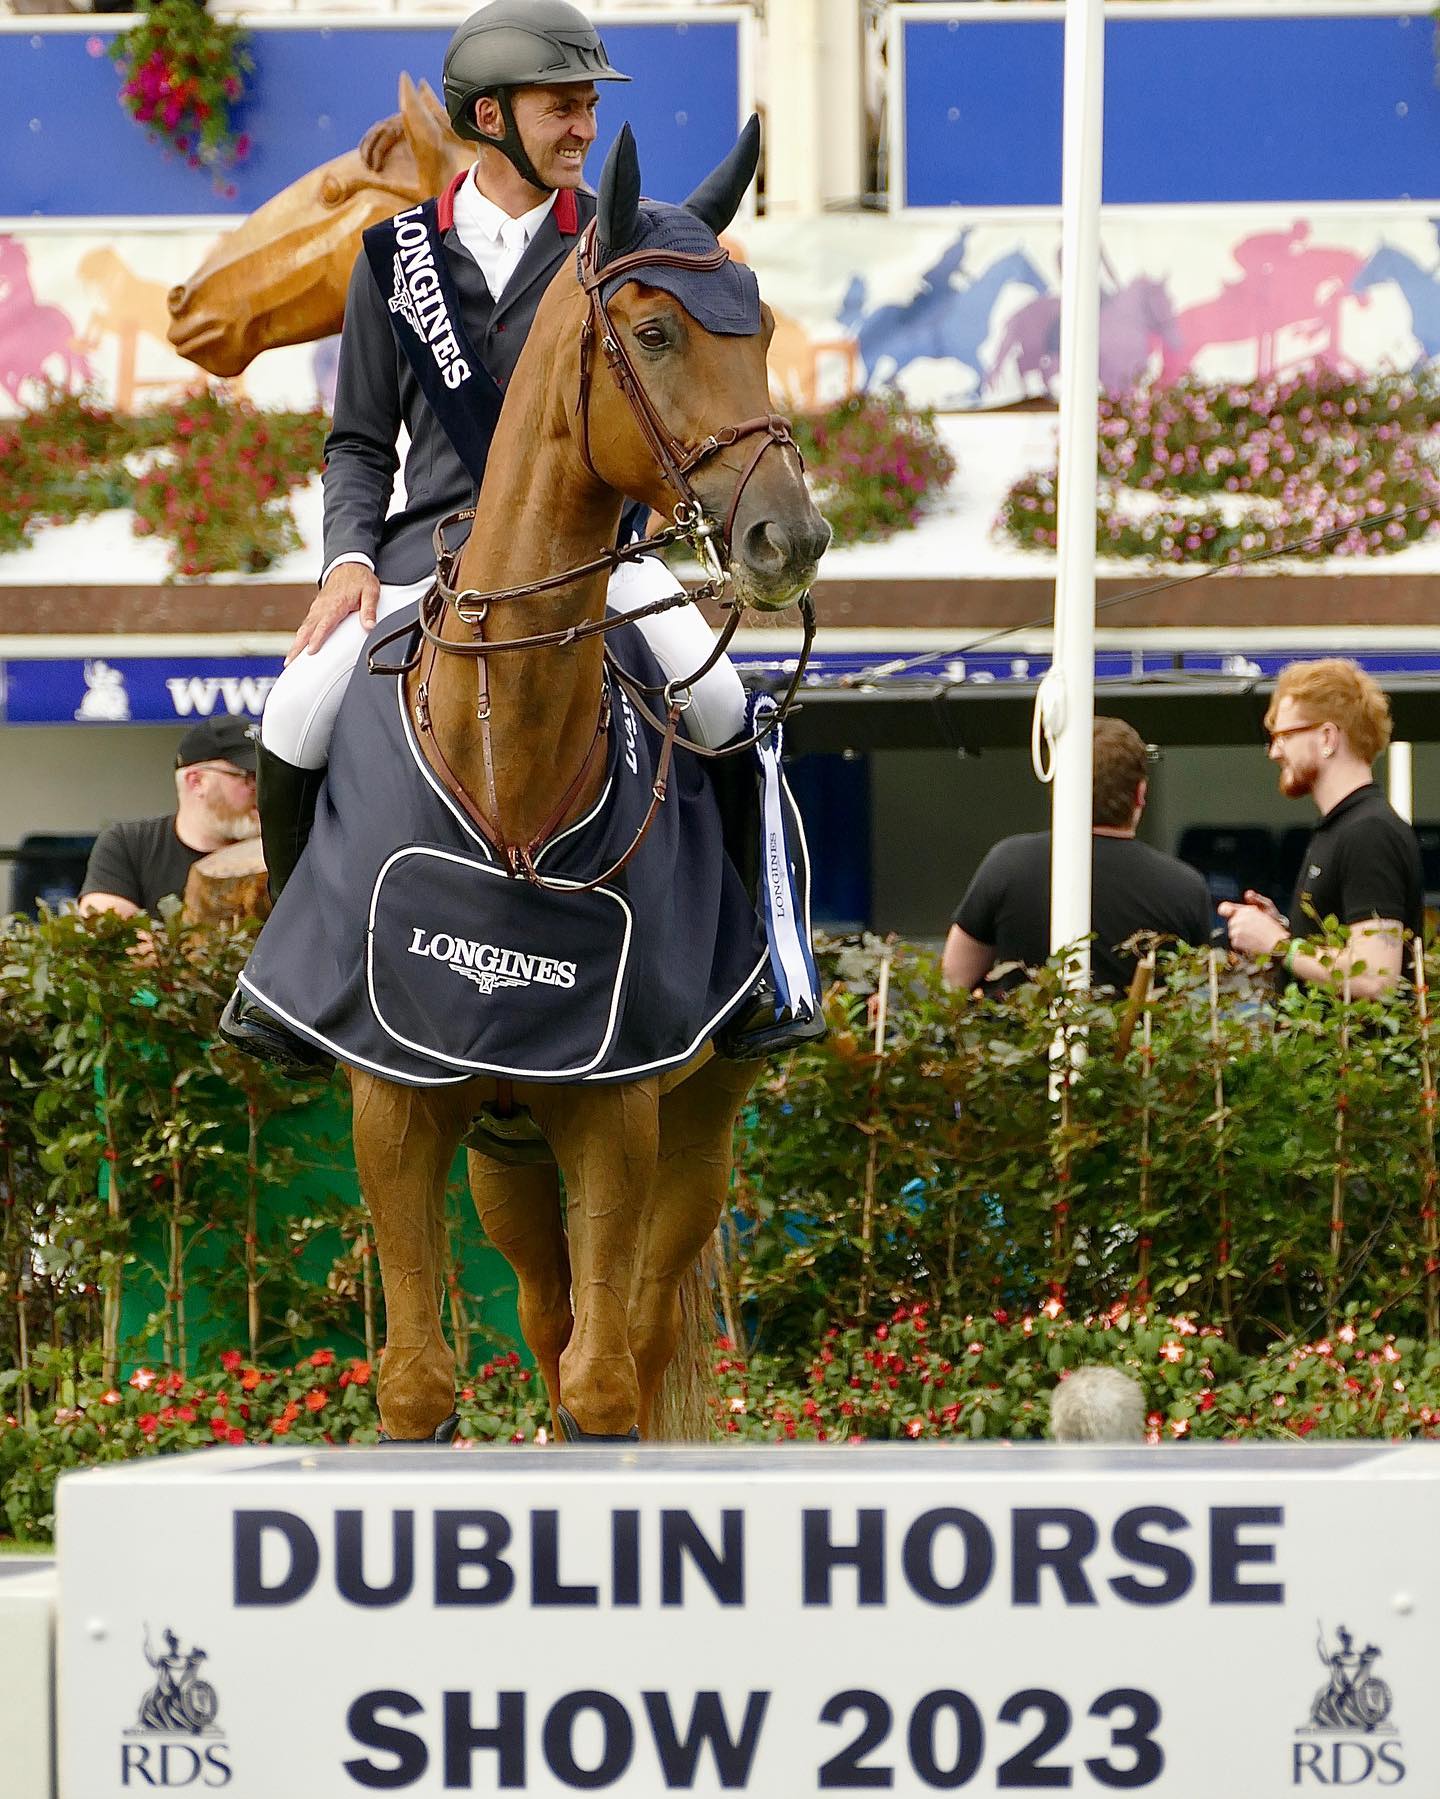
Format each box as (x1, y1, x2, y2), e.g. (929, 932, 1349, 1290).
(388, 207, 472, 391)
(1293, 1622, 1403, 1786)
(122, 1625, 232, 1787)
(407, 926, 578, 994)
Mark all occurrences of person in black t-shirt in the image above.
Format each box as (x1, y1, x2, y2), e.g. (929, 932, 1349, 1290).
(79, 717, 260, 919)
(1221, 659, 1423, 997)
(943, 716, 1214, 993)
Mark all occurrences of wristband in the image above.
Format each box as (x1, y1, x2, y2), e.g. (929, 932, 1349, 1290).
(1283, 938, 1302, 973)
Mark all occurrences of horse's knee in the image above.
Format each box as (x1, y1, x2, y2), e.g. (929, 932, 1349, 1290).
(519, 1283, 572, 1368)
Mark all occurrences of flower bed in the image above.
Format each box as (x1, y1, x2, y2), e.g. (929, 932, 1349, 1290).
(0, 390, 328, 576)
(792, 392, 955, 546)
(998, 369, 1440, 562)
(4, 1314, 1435, 1543)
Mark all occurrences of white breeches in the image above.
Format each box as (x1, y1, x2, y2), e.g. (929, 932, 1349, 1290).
(260, 556, 748, 769)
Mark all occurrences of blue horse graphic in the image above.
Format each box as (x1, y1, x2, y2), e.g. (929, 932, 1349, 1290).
(838, 234, 1050, 393)
(1351, 240, 1440, 366)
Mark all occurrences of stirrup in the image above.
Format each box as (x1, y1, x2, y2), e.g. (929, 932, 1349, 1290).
(714, 980, 828, 1061)
(556, 1404, 640, 1444)
(218, 988, 334, 1076)
(461, 1103, 554, 1166)
(377, 1411, 462, 1445)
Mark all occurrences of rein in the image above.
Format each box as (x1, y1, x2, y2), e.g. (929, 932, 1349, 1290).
(368, 218, 817, 889)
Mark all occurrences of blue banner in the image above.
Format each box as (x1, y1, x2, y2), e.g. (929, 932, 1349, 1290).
(0, 20, 742, 217)
(902, 9, 1440, 208)
(7, 648, 1440, 727)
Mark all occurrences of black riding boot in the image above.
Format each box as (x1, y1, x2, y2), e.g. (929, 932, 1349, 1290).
(710, 754, 828, 1061)
(217, 746, 333, 1075)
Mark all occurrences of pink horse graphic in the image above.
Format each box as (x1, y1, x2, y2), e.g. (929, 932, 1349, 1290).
(1159, 223, 1366, 383)
(985, 275, 1178, 396)
(0, 236, 92, 406)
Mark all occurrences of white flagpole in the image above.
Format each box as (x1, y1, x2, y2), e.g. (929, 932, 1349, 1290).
(1039, 0, 1106, 987)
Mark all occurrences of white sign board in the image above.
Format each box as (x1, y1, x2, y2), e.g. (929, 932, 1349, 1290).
(57, 1443, 1437, 1796)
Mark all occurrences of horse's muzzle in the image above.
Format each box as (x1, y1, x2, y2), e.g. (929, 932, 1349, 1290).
(733, 511, 831, 612)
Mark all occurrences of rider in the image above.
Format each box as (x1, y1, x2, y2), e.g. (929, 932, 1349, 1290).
(221, 0, 818, 1072)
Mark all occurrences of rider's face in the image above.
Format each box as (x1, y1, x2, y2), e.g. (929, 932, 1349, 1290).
(509, 83, 599, 192)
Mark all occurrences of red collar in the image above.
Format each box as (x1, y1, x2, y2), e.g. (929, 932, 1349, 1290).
(437, 173, 579, 239)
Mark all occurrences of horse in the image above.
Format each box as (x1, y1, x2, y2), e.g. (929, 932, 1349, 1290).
(335, 120, 828, 1443)
(166, 74, 472, 377)
(1351, 243, 1440, 367)
(838, 242, 1048, 394)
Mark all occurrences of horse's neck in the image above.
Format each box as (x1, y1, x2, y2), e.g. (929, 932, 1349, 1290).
(422, 444, 622, 849)
(971, 260, 1024, 303)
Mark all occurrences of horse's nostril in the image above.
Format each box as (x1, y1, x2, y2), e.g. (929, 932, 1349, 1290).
(742, 519, 792, 577)
(167, 284, 188, 318)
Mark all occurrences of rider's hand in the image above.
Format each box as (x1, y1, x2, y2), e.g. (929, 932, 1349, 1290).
(287, 563, 381, 663)
(1240, 888, 1287, 926)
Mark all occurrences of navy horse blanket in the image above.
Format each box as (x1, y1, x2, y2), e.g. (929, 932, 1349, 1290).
(239, 607, 811, 1086)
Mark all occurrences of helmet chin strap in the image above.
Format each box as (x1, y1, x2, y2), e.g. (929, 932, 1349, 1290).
(477, 89, 554, 195)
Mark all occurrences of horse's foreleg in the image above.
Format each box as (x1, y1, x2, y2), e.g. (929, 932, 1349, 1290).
(532, 1082, 661, 1437)
(351, 1073, 473, 1440)
(633, 1058, 758, 1438)
(466, 1151, 571, 1432)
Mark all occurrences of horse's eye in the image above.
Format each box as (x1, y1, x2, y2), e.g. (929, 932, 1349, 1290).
(635, 325, 669, 351)
(321, 173, 347, 207)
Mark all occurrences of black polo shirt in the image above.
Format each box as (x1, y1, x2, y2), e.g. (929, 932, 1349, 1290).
(1288, 783, 1424, 951)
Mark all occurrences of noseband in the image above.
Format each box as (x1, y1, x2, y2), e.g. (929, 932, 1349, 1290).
(371, 218, 818, 889)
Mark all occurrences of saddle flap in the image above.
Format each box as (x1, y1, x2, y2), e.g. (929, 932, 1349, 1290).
(366, 846, 632, 1078)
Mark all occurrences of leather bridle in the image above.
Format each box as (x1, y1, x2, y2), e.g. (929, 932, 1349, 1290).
(368, 216, 818, 889)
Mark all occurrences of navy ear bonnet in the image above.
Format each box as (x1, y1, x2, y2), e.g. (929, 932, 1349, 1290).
(593, 201, 761, 336)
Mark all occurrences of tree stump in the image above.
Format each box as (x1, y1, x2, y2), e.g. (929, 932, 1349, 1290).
(182, 840, 271, 926)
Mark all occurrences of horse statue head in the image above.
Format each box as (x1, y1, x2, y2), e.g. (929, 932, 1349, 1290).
(167, 75, 472, 377)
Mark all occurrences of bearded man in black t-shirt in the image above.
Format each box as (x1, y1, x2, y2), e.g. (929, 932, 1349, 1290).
(1221, 659, 1423, 997)
(79, 717, 260, 919)
(943, 717, 1214, 993)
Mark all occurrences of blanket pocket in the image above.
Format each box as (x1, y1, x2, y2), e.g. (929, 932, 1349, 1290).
(366, 846, 632, 1077)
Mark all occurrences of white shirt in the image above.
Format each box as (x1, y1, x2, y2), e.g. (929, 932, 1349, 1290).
(323, 178, 557, 584)
(451, 177, 557, 304)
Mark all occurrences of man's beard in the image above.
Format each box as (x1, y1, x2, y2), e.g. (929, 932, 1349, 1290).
(1279, 761, 1316, 800)
(203, 798, 261, 844)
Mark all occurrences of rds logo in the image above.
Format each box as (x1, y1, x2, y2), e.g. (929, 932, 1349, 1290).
(121, 1627, 232, 1788)
(1293, 1624, 1404, 1787)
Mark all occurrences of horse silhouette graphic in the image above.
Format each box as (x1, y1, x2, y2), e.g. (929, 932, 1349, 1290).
(1160, 222, 1365, 382)
(984, 274, 1178, 397)
(0, 236, 92, 406)
(1352, 240, 1440, 367)
(837, 233, 1048, 394)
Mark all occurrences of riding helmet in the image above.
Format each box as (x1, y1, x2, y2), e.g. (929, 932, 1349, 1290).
(443, 0, 631, 177)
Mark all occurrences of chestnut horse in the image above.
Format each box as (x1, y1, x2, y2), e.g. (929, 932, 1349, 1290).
(167, 76, 471, 376)
(347, 120, 827, 1442)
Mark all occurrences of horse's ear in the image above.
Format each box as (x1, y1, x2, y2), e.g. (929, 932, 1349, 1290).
(417, 77, 448, 125)
(398, 71, 455, 199)
(684, 114, 760, 236)
(596, 123, 642, 268)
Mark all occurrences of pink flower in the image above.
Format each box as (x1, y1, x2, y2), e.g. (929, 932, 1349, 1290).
(129, 1368, 157, 1390)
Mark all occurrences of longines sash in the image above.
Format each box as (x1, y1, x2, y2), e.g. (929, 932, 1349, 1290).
(363, 200, 502, 486)
(236, 606, 816, 1087)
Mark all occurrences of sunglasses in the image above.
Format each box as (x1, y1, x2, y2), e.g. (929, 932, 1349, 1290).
(1265, 722, 1326, 746)
(186, 761, 257, 782)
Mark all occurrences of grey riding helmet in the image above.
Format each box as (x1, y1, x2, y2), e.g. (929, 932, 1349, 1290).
(443, 0, 630, 191)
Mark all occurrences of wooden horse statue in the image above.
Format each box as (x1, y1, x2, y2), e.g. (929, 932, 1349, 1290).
(313, 119, 826, 1443)
(166, 76, 472, 377)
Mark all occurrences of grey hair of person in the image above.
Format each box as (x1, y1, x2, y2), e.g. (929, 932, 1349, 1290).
(1048, 1365, 1147, 1442)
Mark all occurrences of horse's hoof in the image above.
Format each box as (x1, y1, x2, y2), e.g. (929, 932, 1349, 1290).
(556, 1405, 640, 1444)
(376, 1412, 462, 1445)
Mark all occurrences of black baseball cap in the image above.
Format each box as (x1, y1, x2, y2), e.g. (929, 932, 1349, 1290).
(175, 717, 260, 773)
